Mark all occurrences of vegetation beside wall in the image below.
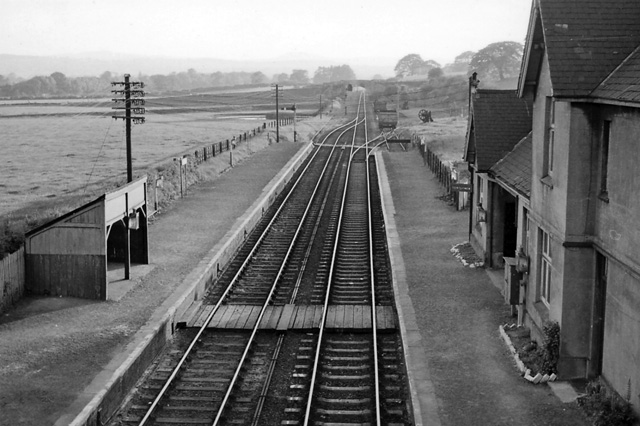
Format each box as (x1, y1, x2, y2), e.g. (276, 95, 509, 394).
(578, 379, 637, 426)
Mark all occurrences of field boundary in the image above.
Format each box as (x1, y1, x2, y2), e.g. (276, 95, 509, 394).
(191, 118, 294, 164)
(0, 246, 25, 314)
(423, 144, 470, 211)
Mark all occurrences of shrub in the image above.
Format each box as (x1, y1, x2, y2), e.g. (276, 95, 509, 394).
(578, 379, 637, 426)
(539, 321, 560, 374)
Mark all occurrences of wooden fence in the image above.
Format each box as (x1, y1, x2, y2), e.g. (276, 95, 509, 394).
(192, 119, 294, 164)
(425, 146, 453, 193)
(0, 246, 25, 314)
(423, 145, 470, 210)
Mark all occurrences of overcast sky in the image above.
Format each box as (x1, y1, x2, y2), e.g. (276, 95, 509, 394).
(1, 0, 532, 66)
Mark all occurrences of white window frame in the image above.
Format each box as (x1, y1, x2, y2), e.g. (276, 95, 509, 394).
(540, 229, 552, 306)
(543, 98, 555, 177)
(600, 120, 611, 197)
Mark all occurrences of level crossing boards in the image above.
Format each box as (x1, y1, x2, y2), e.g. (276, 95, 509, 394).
(187, 304, 396, 331)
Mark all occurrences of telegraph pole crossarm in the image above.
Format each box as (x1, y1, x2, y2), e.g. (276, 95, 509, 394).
(112, 74, 146, 183)
(111, 74, 146, 281)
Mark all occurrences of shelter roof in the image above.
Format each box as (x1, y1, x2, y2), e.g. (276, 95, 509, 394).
(490, 132, 532, 198)
(468, 89, 533, 171)
(25, 177, 147, 238)
(25, 195, 105, 238)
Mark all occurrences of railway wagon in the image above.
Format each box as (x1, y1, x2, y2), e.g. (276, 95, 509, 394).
(373, 99, 387, 112)
(377, 110, 398, 130)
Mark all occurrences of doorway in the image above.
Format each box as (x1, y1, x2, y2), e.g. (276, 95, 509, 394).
(503, 200, 517, 258)
(590, 252, 607, 377)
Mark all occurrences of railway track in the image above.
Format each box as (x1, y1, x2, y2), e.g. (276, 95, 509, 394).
(109, 92, 412, 426)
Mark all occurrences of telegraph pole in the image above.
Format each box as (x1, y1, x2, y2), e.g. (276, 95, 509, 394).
(396, 84, 400, 125)
(111, 74, 145, 280)
(272, 84, 281, 142)
(112, 74, 146, 182)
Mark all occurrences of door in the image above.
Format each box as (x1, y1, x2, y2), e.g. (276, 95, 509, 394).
(503, 200, 517, 258)
(590, 252, 607, 377)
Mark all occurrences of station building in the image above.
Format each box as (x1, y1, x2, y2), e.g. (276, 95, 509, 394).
(472, 0, 640, 413)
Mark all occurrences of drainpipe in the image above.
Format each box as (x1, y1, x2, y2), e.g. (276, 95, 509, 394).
(487, 180, 494, 267)
(466, 73, 479, 241)
(468, 167, 474, 238)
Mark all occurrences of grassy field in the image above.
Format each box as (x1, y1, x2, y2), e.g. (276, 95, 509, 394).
(396, 106, 468, 163)
(0, 112, 269, 216)
(0, 87, 326, 217)
(0, 86, 331, 257)
(0, 86, 465, 257)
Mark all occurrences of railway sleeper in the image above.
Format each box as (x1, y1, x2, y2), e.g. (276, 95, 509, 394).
(323, 365, 369, 372)
(321, 373, 371, 380)
(331, 287, 370, 294)
(153, 415, 214, 424)
(325, 347, 369, 353)
(317, 385, 371, 393)
(315, 404, 372, 414)
(324, 356, 370, 362)
(317, 397, 371, 405)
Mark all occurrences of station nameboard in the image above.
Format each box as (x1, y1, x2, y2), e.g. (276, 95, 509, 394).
(451, 183, 472, 192)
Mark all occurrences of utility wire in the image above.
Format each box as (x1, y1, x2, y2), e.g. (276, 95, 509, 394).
(83, 117, 115, 194)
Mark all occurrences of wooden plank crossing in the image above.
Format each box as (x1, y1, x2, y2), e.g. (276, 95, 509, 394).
(186, 304, 396, 330)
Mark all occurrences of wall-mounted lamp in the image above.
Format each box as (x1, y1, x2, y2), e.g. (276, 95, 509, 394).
(516, 246, 529, 273)
(128, 211, 140, 230)
(477, 206, 487, 223)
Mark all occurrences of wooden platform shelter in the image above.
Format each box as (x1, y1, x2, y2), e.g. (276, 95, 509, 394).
(25, 178, 149, 300)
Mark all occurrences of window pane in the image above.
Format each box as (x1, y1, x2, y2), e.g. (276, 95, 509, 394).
(601, 121, 610, 194)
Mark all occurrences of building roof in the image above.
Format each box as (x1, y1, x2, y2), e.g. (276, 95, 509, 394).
(467, 89, 533, 171)
(590, 44, 640, 102)
(490, 132, 532, 198)
(520, 0, 640, 98)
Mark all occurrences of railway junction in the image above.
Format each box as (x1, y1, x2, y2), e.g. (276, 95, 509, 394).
(0, 93, 588, 426)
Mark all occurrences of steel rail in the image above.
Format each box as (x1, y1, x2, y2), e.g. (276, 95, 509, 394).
(302, 92, 366, 426)
(136, 117, 360, 426)
(250, 334, 286, 426)
(364, 92, 382, 426)
(244, 112, 362, 424)
(211, 112, 360, 426)
(249, 117, 356, 424)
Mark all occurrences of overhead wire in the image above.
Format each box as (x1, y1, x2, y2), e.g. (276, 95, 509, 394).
(83, 117, 114, 194)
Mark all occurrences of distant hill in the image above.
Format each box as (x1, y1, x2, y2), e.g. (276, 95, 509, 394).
(0, 52, 393, 80)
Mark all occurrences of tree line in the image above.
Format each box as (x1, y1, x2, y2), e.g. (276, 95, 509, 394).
(394, 41, 523, 81)
(0, 64, 356, 99)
